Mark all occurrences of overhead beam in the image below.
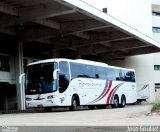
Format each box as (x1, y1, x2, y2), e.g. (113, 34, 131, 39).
(0, 2, 76, 27)
(93, 44, 112, 54)
(34, 18, 112, 40)
(98, 51, 126, 60)
(0, 10, 76, 28)
(0, 15, 20, 27)
(19, 27, 61, 42)
(77, 44, 112, 55)
(50, 31, 132, 50)
(34, 19, 60, 30)
(0, 28, 16, 36)
(75, 31, 131, 46)
(36, 38, 52, 44)
(77, 46, 96, 55)
(34, 19, 91, 39)
(61, 19, 108, 33)
(72, 32, 90, 39)
(110, 40, 147, 50)
(64, 25, 112, 34)
(127, 46, 160, 55)
(98, 45, 160, 59)
(0, 3, 18, 16)
(108, 36, 134, 42)
(19, 3, 76, 21)
(51, 35, 93, 50)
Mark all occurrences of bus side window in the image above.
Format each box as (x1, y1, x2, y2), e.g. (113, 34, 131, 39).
(59, 61, 70, 93)
(125, 71, 135, 82)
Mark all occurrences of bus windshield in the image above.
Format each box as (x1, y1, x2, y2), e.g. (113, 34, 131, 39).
(25, 62, 58, 94)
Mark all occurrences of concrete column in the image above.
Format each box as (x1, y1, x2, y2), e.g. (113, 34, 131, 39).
(4, 95, 8, 111)
(15, 42, 25, 110)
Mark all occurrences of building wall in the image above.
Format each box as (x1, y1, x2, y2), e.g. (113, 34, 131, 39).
(125, 55, 155, 102)
(153, 53, 160, 82)
(152, 1, 160, 101)
(0, 55, 39, 84)
(152, 0, 160, 6)
(153, 53, 160, 101)
(152, 15, 160, 42)
(153, 33, 160, 42)
(152, 16, 160, 27)
(0, 54, 16, 84)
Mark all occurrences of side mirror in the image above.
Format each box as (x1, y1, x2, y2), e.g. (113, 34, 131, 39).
(53, 69, 60, 80)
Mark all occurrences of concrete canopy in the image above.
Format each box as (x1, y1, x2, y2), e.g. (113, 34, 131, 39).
(0, 0, 160, 61)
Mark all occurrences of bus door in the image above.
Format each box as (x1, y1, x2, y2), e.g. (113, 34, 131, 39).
(58, 61, 70, 105)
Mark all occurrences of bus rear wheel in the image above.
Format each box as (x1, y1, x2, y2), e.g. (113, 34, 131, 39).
(112, 95, 119, 108)
(119, 95, 126, 108)
(69, 96, 78, 111)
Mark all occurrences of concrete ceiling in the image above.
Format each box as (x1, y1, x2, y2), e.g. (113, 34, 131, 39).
(0, 0, 160, 61)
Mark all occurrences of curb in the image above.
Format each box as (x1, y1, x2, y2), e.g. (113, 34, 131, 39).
(0, 109, 44, 114)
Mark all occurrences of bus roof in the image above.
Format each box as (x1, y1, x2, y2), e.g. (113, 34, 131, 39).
(27, 58, 135, 71)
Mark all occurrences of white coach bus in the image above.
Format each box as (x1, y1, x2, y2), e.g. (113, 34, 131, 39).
(22, 58, 137, 111)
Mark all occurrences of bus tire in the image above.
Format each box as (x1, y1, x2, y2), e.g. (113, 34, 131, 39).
(88, 105, 96, 110)
(97, 105, 106, 109)
(44, 107, 52, 112)
(112, 95, 119, 108)
(119, 95, 126, 108)
(69, 96, 78, 111)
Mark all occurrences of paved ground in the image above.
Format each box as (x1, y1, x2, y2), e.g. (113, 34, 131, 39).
(0, 104, 159, 127)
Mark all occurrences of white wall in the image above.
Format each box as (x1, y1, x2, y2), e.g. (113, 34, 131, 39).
(152, 0, 160, 5)
(153, 53, 160, 83)
(125, 54, 155, 102)
(153, 33, 160, 42)
(0, 56, 16, 84)
(152, 15, 160, 42)
(152, 16, 160, 27)
(83, 0, 153, 37)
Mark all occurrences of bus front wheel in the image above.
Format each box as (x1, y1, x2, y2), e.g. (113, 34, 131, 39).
(44, 107, 52, 112)
(69, 96, 78, 111)
(88, 105, 96, 110)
